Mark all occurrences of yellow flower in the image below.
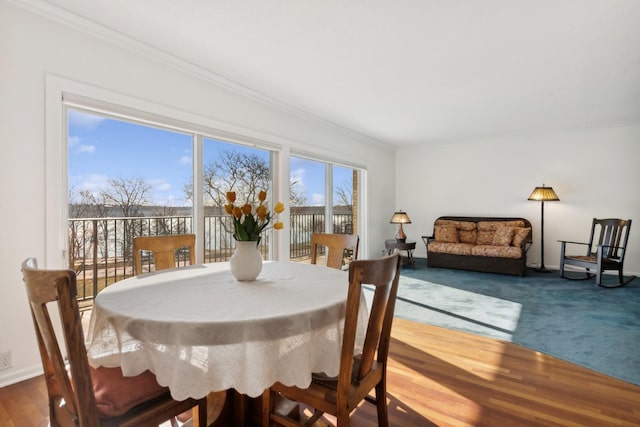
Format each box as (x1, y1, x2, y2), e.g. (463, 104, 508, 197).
(232, 206, 242, 220)
(225, 190, 285, 241)
(256, 205, 268, 220)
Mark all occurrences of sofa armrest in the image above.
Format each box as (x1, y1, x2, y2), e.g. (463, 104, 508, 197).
(422, 235, 434, 250)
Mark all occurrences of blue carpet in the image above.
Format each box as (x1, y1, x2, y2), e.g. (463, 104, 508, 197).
(392, 260, 640, 386)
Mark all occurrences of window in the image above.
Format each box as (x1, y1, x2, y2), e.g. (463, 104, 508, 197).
(289, 155, 359, 264)
(46, 77, 366, 300)
(202, 138, 274, 262)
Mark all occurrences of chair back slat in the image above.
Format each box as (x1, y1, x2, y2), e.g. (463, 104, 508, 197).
(344, 254, 402, 382)
(590, 219, 631, 260)
(310, 233, 359, 269)
(133, 234, 196, 274)
(22, 258, 101, 426)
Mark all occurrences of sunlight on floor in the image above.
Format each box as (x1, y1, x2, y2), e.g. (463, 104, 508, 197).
(387, 278, 523, 341)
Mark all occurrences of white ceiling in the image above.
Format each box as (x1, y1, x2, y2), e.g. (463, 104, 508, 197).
(38, 0, 640, 146)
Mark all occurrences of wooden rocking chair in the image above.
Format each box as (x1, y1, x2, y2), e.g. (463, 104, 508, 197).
(559, 218, 635, 288)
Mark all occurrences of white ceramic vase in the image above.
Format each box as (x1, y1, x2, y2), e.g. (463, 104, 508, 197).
(230, 240, 263, 281)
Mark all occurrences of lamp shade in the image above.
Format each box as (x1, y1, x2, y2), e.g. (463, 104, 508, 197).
(390, 211, 411, 224)
(528, 186, 559, 202)
(390, 211, 411, 242)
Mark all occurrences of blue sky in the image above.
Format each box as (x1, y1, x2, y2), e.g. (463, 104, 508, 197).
(68, 110, 352, 206)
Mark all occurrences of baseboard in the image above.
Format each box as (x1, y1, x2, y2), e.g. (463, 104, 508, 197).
(0, 364, 43, 388)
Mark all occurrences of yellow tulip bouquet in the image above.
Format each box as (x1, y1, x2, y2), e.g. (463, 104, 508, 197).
(225, 190, 285, 242)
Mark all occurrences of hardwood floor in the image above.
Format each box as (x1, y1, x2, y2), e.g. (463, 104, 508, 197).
(2, 318, 639, 426)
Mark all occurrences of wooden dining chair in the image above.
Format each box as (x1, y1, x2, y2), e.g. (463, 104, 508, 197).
(133, 234, 196, 274)
(263, 253, 402, 427)
(310, 233, 359, 270)
(20, 257, 207, 427)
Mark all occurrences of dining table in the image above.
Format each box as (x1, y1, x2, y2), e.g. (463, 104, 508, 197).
(85, 260, 367, 424)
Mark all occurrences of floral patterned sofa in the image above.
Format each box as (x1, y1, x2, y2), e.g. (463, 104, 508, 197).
(423, 216, 533, 276)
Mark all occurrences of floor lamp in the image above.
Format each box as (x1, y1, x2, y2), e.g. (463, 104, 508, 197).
(528, 184, 559, 273)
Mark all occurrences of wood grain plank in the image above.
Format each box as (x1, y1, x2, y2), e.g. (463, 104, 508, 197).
(2, 318, 639, 426)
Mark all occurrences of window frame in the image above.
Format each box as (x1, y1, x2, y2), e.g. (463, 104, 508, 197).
(46, 75, 285, 267)
(46, 75, 367, 268)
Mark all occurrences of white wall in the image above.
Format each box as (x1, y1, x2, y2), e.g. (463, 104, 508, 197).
(0, 2, 396, 386)
(396, 126, 640, 275)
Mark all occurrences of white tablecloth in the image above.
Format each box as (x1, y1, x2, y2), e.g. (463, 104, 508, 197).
(85, 261, 367, 399)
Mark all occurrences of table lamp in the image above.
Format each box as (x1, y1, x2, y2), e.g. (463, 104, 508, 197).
(528, 184, 559, 272)
(390, 211, 411, 242)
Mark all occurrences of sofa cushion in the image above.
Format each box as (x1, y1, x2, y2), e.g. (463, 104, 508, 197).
(435, 225, 459, 243)
(477, 221, 525, 245)
(471, 245, 522, 259)
(436, 219, 476, 231)
(492, 227, 515, 246)
(457, 230, 477, 244)
(512, 227, 531, 247)
(477, 231, 493, 245)
(478, 220, 526, 231)
(428, 242, 474, 256)
(435, 220, 476, 243)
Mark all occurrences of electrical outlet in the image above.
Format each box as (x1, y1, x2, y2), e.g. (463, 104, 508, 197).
(0, 351, 12, 371)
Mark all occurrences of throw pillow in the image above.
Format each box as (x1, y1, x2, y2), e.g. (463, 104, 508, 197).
(492, 227, 515, 246)
(477, 231, 494, 245)
(512, 227, 531, 247)
(435, 225, 459, 243)
(458, 229, 478, 244)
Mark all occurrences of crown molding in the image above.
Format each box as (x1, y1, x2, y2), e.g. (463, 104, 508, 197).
(7, 0, 394, 151)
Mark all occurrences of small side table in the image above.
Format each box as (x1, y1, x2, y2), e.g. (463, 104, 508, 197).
(385, 239, 416, 268)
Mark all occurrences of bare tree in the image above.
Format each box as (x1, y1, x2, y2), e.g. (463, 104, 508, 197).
(334, 179, 353, 207)
(68, 187, 106, 271)
(101, 177, 150, 217)
(206, 151, 270, 205)
(290, 177, 307, 207)
(183, 151, 271, 207)
(180, 151, 273, 247)
(99, 177, 151, 260)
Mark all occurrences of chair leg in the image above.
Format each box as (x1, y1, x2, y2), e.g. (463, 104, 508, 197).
(375, 381, 389, 427)
(261, 389, 271, 427)
(336, 408, 350, 427)
(559, 243, 566, 278)
(196, 398, 208, 427)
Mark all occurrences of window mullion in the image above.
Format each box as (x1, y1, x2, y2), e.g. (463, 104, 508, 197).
(193, 134, 204, 263)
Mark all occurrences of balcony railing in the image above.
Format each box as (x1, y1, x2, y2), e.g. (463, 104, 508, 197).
(69, 212, 353, 301)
